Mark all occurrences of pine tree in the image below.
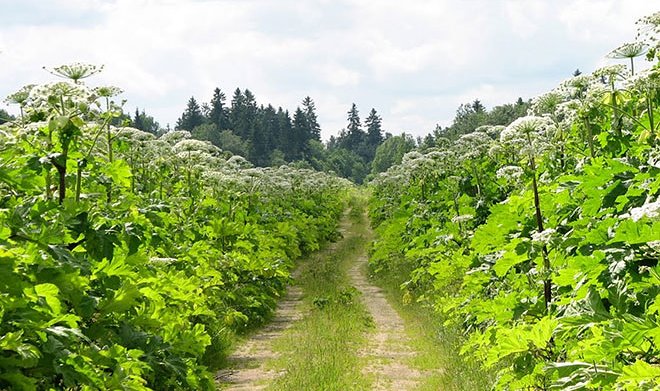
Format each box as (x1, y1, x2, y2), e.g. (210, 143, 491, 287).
(301, 96, 321, 141)
(365, 108, 383, 147)
(133, 107, 145, 130)
(208, 87, 230, 130)
(259, 104, 279, 157)
(347, 103, 361, 134)
(0, 108, 13, 124)
(341, 103, 366, 151)
(133, 107, 160, 135)
(277, 108, 294, 160)
(230, 88, 258, 140)
(292, 107, 310, 160)
(230, 88, 245, 136)
(176, 97, 204, 131)
(364, 108, 383, 162)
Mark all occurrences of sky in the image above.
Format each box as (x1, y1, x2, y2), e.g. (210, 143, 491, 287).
(0, 0, 657, 140)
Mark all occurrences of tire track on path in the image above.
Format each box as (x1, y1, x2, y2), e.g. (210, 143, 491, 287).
(349, 255, 425, 390)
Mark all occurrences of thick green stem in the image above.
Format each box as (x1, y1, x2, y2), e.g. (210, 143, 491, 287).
(630, 57, 635, 76)
(106, 98, 114, 203)
(75, 162, 82, 202)
(55, 146, 69, 205)
(453, 194, 462, 234)
(647, 95, 655, 134)
(472, 165, 482, 197)
(530, 157, 552, 311)
(583, 119, 595, 158)
(611, 87, 622, 139)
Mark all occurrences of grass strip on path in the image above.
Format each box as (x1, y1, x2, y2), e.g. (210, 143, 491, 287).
(266, 196, 374, 390)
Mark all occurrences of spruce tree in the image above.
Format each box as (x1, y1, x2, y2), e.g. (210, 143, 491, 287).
(364, 108, 384, 162)
(277, 108, 294, 160)
(301, 96, 321, 141)
(365, 108, 383, 147)
(341, 103, 367, 152)
(347, 103, 361, 134)
(133, 107, 145, 130)
(209, 87, 230, 130)
(175, 97, 204, 131)
(292, 107, 311, 160)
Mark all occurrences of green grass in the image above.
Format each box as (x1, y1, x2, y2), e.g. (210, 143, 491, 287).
(266, 196, 374, 390)
(370, 268, 496, 391)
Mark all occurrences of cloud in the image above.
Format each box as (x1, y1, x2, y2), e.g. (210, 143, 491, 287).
(1, 0, 657, 139)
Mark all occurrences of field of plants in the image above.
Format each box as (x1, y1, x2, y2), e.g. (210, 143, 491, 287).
(0, 65, 351, 389)
(368, 13, 660, 390)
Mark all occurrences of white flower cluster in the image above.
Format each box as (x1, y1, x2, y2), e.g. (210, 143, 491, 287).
(558, 74, 596, 100)
(500, 116, 556, 159)
(433, 234, 454, 246)
(93, 86, 123, 98)
(475, 125, 504, 140)
(46, 63, 104, 83)
(636, 12, 660, 55)
(159, 130, 191, 145)
(115, 127, 156, 142)
(172, 139, 219, 154)
(626, 197, 660, 222)
(625, 68, 660, 92)
(451, 214, 473, 224)
(226, 155, 253, 169)
(5, 84, 35, 106)
(531, 228, 556, 245)
(27, 82, 97, 114)
(496, 165, 524, 182)
(454, 131, 492, 161)
(647, 146, 660, 169)
(593, 64, 630, 85)
(529, 91, 565, 117)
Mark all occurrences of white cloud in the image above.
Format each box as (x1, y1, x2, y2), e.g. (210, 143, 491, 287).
(1, 0, 657, 138)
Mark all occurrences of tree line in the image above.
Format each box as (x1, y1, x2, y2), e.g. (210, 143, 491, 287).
(2, 85, 531, 183)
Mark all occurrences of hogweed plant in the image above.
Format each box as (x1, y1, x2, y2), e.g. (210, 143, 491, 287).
(0, 65, 352, 390)
(367, 11, 660, 391)
(607, 42, 647, 75)
(500, 115, 557, 310)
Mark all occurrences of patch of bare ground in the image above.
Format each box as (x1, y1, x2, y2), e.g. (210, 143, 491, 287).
(349, 253, 430, 390)
(215, 285, 303, 390)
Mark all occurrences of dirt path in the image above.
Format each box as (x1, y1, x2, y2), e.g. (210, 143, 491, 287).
(215, 285, 303, 390)
(349, 255, 424, 390)
(215, 216, 351, 390)
(216, 208, 424, 390)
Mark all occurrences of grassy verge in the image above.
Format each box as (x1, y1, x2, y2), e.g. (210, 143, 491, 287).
(369, 266, 496, 390)
(266, 196, 373, 390)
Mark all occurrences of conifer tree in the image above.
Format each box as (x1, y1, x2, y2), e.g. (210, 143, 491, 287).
(301, 96, 321, 141)
(209, 87, 230, 130)
(175, 97, 204, 131)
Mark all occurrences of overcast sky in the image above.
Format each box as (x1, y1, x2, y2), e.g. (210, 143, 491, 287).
(0, 0, 656, 139)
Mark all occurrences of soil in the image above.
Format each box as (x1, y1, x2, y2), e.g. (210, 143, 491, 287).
(216, 211, 424, 390)
(349, 256, 424, 390)
(214, 285, 303, 390)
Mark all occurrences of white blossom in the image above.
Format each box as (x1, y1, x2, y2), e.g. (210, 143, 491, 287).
(45, 63, 103, 83)
(451, 214, 473, 224)
(627, 197, 660, 221)
(454, 131, 492, 161)
(159, 130, 191, 145)
(227, 155, 253, 169)
(500, 116, 556, 159)
(531, 228, 556, 245)
(172, 139, 219, 154)
(496, 165, 524, 182)
(27, 82, 96, 114)
(115, 127, 155, 142)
